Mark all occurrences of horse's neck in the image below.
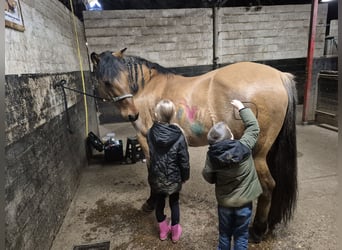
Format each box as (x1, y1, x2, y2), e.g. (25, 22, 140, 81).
(132, 73, 185, 137)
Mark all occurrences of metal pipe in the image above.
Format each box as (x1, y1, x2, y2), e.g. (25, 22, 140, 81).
(302, 0, 319, 124)
(60, 84, 73, 134)
(53, 80, 104, 100)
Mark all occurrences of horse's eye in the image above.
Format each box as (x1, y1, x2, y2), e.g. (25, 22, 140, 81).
(104, 81, 111, 87)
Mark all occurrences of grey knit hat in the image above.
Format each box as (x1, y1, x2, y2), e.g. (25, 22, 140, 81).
(207, 121, 233, 144)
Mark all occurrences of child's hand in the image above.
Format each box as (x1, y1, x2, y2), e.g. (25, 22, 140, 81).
(231, 99, 245, 110)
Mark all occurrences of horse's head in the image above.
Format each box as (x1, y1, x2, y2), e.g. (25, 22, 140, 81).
(91, 48, 139, 122)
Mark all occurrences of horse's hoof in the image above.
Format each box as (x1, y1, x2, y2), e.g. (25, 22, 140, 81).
(141, 202, 154, 213)
(248, 228, 262, 244)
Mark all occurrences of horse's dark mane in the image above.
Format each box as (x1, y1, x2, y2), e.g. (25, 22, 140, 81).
(95, 51, 175, 93)
(96, 51, 175, 82)
(123, 55, 175, 75)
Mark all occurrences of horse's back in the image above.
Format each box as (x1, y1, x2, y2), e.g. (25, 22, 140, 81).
(214, 62, 284, 86)
(211, 61, 289, 109)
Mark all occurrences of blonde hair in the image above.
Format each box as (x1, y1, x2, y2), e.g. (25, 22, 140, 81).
(154, 99, 175, 123)
(207, 121, 234, 144)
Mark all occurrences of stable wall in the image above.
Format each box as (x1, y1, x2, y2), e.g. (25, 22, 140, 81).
(83, 4, 328, 121)
(5, 0, 98, 249)
(84, 4, 327, 67)
(84, 8, 213, 67)
(218, 5, 326, 63)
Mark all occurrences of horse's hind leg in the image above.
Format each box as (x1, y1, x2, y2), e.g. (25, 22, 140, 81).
(250, 156, 275, 243)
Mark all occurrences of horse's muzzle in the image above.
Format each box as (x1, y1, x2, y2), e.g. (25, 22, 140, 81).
(128, 113, 139, 122)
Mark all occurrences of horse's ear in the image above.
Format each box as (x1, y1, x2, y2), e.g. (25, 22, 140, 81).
(90, 52, 100, 67)
(150, 66, 157, 77)
(112, 48, 127, 58)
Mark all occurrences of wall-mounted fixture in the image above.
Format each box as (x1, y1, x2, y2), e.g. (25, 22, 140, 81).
(84, 0, 102, 10)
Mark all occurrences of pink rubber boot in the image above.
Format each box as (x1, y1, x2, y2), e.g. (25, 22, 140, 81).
(171, 224, 182, 243)
(158, 219, 170, 240)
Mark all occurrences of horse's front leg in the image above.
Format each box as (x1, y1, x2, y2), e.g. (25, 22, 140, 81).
(250, 156, 275, 243)
(136, 133, 156, 212)
(136, 133, 149, 163)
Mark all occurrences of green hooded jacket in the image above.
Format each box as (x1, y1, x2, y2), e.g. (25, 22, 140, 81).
(202, 108, 263, 207)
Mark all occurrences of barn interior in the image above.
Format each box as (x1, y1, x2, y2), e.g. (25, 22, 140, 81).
(4, 0, 338, 249)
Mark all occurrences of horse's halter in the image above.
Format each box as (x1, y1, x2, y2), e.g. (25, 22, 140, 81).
(111, 94, 133, 103)
(105, 78, 134, 103)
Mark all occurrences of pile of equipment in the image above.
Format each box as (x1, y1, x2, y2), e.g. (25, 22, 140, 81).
(87, 132, 145, 163)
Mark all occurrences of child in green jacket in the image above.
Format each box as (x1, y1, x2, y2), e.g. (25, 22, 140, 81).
(202, 99, 262, 250)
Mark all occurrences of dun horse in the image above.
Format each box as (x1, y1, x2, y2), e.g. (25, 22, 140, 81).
(91, 48, 298, 242)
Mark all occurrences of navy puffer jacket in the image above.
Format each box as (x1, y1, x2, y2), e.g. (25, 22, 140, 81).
(147, 122, 190, 195)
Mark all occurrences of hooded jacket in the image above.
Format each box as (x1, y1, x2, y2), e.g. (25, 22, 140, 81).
(147, 122, 190, 195)
(202, 108, 263, 207)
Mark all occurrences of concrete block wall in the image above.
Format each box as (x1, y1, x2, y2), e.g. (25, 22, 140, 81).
(326, 19, 338, 55)
(83, 4, 327, 68)
(5, 0, 98, 249)
(84, 8, 213, 68)
(5, 0, 89, 74)
(329, 19, 338, 37)
(218, 4, 327, 63)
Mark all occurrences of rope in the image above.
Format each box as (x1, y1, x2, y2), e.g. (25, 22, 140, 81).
(69, 0, 89, 136)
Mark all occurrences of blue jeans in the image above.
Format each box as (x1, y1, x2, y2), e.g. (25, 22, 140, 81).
(217, 202, 252, 250)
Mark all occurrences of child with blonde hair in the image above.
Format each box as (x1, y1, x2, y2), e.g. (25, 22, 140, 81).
(147, 99, 190, 243)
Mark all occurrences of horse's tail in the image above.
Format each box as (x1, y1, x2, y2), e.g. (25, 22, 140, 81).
(267, 72, 298, 230)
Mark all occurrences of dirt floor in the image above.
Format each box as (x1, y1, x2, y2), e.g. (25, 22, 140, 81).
(50, 107, 338, 250)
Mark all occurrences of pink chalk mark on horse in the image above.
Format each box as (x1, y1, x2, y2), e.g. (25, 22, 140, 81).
(179, 101, 197, 122)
